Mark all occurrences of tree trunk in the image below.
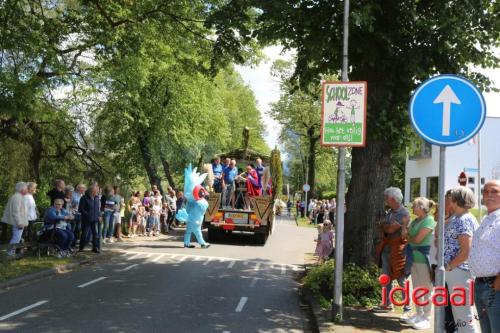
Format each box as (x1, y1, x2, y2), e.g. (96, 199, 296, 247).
(137, 134, 164, 195)
(28, 122, 43, 184)
(160, 156, 177, 190)
(307, 127, 318, 197)
(344, 140, 392, 267)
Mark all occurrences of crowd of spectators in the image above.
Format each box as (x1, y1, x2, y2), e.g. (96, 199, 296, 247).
(1, 180, 186, 257)
(373, 181, 499, 332)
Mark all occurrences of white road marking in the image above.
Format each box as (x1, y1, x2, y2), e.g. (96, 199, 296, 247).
(120, 251, 301, 271)
(77, 277, 107, 288)
(117, 264, 139, 272)
(254, 263, 261, 271)
(127, 253, 142, 260)
(222, 331, 231, 333)
(152, 254, 165, 262)
(203, 258, 212, 266)
(179, 256, 187, 262)
(145, 253, 153, 258)
(0, 300, 49, 321)
(250, 277, 258, 288)
(235, 297, 248, 312)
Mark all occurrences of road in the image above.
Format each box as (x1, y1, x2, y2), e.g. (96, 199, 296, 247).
(0, 216, 316, 333)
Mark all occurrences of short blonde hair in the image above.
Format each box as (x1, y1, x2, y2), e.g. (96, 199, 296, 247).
(412, 197, 436, 213)
(27, 182, 37, 191)
(450, 186, 475, 209)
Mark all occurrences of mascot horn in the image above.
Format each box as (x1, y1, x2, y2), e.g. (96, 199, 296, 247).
(176, 164, 211, 248)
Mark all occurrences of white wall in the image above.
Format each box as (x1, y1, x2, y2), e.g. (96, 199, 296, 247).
(405, 117, 500, 207)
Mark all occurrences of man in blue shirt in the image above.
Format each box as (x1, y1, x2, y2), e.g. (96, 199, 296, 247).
(222, 159, 238, 208)
(255, 158, 265, 188)
(212, 157, 223, 194)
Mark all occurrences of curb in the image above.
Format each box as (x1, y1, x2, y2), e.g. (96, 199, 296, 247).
(299, 285, 335, 332)
(0, 259, 91, 291)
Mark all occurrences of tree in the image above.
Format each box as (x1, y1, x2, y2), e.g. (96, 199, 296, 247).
(269, 60, 324, 197)
(270, 146, 283, 200)
(208, 0, 499, 265)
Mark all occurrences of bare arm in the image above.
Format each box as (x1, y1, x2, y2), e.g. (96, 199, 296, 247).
(410, 227, 433, 244)
(446, 234, 472, 270)
(382, 222, 401, 234)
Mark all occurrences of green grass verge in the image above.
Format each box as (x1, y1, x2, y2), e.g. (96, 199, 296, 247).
(0, 252, 81, 283)
(296, 216, 316, 228)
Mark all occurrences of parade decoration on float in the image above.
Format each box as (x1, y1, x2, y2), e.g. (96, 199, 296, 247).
(176, 164, 210, 248)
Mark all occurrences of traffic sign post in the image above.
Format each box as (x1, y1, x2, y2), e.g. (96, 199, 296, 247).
(458, 171, 467, 186)
(409, 74, 486, 333)
(303, 184, 310, 219)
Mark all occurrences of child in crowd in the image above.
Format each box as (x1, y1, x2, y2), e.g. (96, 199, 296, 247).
(316, 220, 334, 263)
(314, 224, 323, 259)
(137, 205, 147, 236)
(149, 197, 161, 236)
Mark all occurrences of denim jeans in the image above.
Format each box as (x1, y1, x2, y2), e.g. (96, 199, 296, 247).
(474, 278, 500, 333)
(80, 220, 100, 251)
(381, 245, 411, 311)
(102, 210, 114, 238)
(54, 229, 75, 250)
(7, 226, 24, 255)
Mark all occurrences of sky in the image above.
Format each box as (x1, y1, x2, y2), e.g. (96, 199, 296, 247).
(236, 47, 500, 149)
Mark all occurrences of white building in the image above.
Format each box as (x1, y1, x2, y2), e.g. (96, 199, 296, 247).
(404, 117, 500, 207)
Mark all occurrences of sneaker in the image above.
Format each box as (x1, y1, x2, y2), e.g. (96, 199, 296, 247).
(400, 314, 420, 324)
(184, 244, 195, 248)
(107, 237, 114, 243)
(102, 238, 107, 244)
(412, 318, 430, 330)
(201, 243, 211, 249)
(372, 305, 393, 313)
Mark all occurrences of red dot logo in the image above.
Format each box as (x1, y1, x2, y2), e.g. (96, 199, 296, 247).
(378, 274, 390, 286)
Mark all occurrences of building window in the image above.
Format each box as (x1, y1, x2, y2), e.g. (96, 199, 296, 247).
(481, 177, 485, 185)
(410, 178, 421, 202)
(468, 177, 475, 184)
(426, 177, 439, 202)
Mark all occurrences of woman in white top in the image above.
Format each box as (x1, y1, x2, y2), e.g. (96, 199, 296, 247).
(24, 182, 38, 242)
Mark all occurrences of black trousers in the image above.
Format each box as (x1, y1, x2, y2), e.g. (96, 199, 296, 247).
(79, 220, 100, 251)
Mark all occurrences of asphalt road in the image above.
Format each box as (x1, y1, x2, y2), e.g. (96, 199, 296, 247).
(0, 216, 316, 333)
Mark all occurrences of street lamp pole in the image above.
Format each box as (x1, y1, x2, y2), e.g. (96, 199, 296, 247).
(333, 0, 349, 322)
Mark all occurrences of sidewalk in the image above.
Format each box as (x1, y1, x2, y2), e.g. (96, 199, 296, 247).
(328, 308, 433, 333)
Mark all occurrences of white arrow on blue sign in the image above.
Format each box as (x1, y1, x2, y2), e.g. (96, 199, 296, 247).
(409, 75, 486, 146)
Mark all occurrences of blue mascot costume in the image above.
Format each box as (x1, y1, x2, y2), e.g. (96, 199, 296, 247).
(176, 164, 210, 248)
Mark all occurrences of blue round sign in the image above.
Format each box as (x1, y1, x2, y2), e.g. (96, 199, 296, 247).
(409, 75, 486, 146)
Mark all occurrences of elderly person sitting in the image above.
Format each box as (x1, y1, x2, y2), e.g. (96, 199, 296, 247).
(42, 198, 75, 258)
(1, 182, 29, 257)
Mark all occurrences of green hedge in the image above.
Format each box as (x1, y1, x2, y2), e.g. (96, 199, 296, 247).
(303, 260, 382, 308)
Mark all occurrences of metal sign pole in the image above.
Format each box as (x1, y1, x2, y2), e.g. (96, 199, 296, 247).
(435, 146, 446, 333)
(333, 0, 349, 322)
(477, 133, 482, 221)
